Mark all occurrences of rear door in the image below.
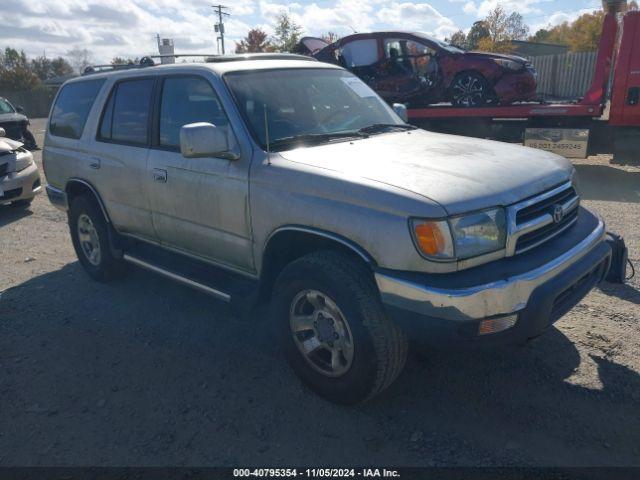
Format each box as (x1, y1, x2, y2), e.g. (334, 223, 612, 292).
(146, 74, 253, 273)
(91, 77, 156, 239)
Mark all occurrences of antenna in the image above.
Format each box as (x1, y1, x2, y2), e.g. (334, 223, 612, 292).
(263, 103, 271, 164)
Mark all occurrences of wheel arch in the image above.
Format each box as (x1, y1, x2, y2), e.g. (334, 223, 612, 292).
(65, 178, 111, 223)
(259, 226, 377, 300)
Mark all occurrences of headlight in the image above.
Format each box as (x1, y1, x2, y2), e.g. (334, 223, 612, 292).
(494, 58, 523, 71)
(411, 207, 506, 261)
(15, 150, 33, 172)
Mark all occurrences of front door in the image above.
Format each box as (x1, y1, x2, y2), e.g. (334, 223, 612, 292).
(374, 38, 439, 105)
(146, 74, 253, 273)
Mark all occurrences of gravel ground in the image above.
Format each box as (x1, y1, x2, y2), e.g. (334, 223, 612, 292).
(0, 119, 639, 466)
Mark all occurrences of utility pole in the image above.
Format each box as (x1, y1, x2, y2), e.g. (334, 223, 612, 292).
(212, 4, 230, 54)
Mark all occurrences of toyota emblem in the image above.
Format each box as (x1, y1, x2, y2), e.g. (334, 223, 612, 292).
(552, 204, 564, 223)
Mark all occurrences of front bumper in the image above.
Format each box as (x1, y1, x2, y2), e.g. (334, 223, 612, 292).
(376, 211, 611, 346)
(0, 161, 41, 205)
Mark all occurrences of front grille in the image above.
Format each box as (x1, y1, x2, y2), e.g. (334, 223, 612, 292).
(516, 207, 578, 252)
(0, 162, 8, 177)
(1, 187, 22, 200)
(508, 182, 580, 255)
(516, 186, 576, 224)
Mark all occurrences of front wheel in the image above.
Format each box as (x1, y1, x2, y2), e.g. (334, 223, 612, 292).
(450, 72, 490, 107)
(272, 251, 408, 404)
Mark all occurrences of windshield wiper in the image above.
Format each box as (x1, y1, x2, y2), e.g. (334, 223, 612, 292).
(268, 131, 368, 150)
(357, 123, 417, 134)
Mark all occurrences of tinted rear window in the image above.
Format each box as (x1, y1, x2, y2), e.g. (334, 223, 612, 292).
(98, 78, 154, 145)
(50, 79, 105, 139)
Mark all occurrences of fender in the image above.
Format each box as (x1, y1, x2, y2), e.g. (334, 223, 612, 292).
(66, 178, 123, 258)
(264, 225, 376, 266)
(66, 178, 112, 224)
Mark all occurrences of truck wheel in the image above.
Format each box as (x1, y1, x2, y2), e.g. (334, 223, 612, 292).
(272, 251, 408, 404)
(450, 72, 489, 107)
(68, 195, 126, 282)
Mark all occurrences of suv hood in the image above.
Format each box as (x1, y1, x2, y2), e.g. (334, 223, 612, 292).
(278, 129, 573, 215)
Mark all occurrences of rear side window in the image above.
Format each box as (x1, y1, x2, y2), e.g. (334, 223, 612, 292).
(50, 79, 105, 139)
(98, 78, 154, 145)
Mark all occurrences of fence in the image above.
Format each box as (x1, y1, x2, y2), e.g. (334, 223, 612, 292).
(529, 51, 598, 101)
(0, 87, 57, 118)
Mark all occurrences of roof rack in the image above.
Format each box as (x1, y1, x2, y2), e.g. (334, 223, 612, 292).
(82, 52, 316, 75)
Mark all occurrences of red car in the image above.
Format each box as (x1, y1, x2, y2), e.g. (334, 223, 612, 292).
(297, 32, 537, 107)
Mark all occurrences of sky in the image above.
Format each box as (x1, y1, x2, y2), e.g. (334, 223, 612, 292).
(1, 0, 602, 64)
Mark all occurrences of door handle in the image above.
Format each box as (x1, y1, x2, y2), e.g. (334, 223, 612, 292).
(89, 157, 101, 169)
(153, 168, 167, 183)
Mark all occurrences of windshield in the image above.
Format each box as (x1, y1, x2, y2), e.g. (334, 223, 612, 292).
(224, 68, 403, 150)
(0, 98, 15, 114)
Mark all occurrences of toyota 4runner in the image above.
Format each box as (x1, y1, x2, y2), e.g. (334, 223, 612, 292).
(44, 54, 611, 404)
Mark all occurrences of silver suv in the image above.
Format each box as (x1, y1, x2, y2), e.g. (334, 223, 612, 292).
(44, 54, 611, 404)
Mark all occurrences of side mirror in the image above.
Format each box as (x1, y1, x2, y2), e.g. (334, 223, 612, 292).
(0, 127, 5, 137)
(179, 122, 239, 160)
(16, 105, 25, 114)
(393, 103, 408, 123)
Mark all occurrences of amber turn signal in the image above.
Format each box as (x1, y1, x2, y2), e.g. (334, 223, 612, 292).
(412, 220, 454, 258)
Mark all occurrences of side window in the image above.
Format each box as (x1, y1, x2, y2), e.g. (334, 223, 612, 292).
(98, 78, 154, 145)
(383, 39, 436, 76)
(339, 39, 378, 67)
(158, 76, 229, 148)
(50, 79, 105, 139)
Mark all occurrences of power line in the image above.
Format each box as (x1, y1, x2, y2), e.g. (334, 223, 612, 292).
(211, 4, 230, 55)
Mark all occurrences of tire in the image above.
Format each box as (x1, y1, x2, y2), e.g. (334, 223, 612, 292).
(272, 251, 408, 404)
(450, 71, 490, 107)
(23, 129, 38, 150)
(68, 195, 126, 282)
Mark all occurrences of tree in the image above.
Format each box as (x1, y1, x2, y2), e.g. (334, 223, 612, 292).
(466, 21, 490, 49)
(529, 8, 606, 52)
(0, 47, 40, 90)
(447, 30, 467, 48)
(272, 12, 302, 53)
(235, 28, 274, 53)
(30, 56, 52, 81)
(50, 57, 74, 77)
(567, 10, 605, 51)
(476, 5, 529, 53)
(66, 47, 93, 74)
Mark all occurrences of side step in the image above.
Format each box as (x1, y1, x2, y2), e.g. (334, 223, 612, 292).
(123, 254, 232, 302)
(120, 237, 259, 306)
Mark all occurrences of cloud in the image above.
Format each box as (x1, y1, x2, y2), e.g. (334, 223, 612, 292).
(0, 0, 463, 61)
(529, 7, 600, 33)
(375, 2, 456, 35)
(462, 0, 544, 18)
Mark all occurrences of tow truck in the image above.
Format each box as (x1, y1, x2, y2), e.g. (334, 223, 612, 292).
(407, 1, 639, 161)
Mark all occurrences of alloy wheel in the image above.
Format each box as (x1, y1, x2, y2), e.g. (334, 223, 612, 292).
(77, 213, 102, 266)
(452, 74, 485, 107)
(289, 289, 355, 377)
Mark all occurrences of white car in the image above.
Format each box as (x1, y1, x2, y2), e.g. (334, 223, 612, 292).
(0, 127, 41, 207)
